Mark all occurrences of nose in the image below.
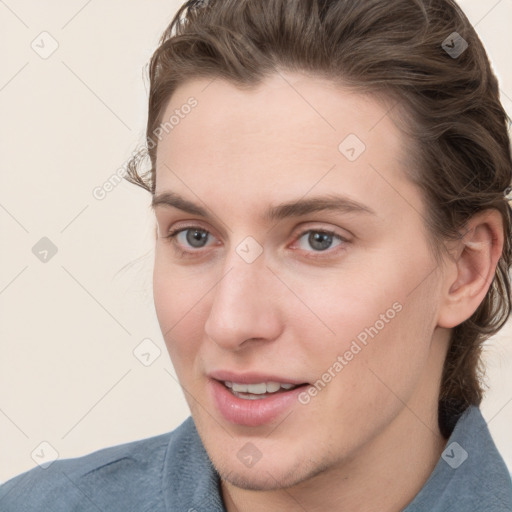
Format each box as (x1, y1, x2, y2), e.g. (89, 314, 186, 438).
(203, 254, 283, 351)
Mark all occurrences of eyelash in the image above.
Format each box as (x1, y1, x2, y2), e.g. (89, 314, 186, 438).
(163, 225, 349, 260)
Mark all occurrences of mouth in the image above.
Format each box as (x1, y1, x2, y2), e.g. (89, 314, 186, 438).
(208, 373, 311, 426)
(221, 380, 305, 400)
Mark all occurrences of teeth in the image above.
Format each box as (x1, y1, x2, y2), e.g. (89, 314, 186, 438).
(265, 382, 281, 393)
(223, 381, 298, 394)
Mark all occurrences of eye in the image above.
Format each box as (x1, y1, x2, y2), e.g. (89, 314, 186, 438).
(293, 229, 346, 255)
(165, 226, 216, 253)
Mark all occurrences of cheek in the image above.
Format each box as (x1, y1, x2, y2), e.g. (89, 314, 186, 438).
(152, 255, 209, 372)
(301, 252, 440, 387)
(337, 289, 439, 415)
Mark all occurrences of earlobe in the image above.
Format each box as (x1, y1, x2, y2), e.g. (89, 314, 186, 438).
(437, 210, 504, 329)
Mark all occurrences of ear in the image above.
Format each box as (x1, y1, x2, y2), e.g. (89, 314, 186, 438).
(437, 209, 504, 329)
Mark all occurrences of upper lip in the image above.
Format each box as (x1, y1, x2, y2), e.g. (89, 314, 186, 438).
(208, 370, 309, 385)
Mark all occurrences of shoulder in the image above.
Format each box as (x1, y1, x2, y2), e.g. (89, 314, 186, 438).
(406, 406, 512, 511)
(0, 420, 193, 512)
(447, 406, 512, 509)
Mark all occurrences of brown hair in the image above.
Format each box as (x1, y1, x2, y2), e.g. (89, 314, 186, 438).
(126, 0, 512, 435)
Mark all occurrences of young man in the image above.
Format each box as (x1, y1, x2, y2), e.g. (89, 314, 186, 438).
(2, 0, 511, 510)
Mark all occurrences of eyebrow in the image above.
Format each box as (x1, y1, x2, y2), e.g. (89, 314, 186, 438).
(151, 191, 375, 222)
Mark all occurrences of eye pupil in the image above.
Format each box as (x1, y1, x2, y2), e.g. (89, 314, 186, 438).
(309, 232, 333, 251)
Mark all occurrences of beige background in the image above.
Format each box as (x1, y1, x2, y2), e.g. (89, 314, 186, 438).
(1, 0, 511, 483)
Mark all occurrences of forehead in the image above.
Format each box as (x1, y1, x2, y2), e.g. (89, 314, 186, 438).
(153, 72, 421, 220)
(156, 72, 402, 160)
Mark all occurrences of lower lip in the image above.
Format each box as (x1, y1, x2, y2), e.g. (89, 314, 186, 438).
(209, 379, 308, 427)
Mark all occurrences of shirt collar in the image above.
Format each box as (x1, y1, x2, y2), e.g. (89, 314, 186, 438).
(162, 416, 226, 512)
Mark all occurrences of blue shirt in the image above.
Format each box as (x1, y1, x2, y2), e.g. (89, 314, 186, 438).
(1, 406, 511, 511)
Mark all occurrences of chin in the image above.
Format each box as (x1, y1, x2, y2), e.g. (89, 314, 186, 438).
(220, 470, 283, 491)
(212, 450, 331, 492)
(217, 466, 303, 492)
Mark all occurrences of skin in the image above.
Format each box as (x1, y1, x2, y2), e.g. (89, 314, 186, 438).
(151, 72, 504, 511)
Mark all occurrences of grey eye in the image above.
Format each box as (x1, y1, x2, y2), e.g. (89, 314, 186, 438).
(180, 228, 210, 248)
(297, 231, 341, 252)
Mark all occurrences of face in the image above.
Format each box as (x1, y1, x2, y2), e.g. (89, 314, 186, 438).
(152, 72, 448, 491)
